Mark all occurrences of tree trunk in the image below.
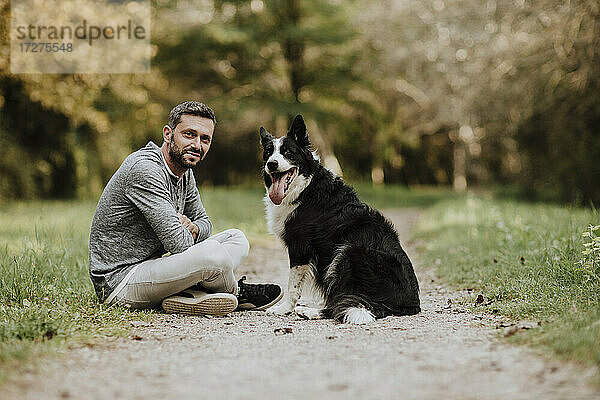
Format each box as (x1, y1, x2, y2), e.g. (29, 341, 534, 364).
(451, 129, 467, 192)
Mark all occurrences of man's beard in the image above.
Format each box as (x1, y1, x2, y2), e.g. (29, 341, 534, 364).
(169, 139, 202, 169)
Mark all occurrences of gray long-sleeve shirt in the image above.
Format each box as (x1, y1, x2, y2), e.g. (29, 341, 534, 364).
(89, 141, 212, 301)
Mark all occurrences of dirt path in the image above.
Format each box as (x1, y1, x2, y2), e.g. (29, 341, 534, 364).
(2, 210, 598, 400)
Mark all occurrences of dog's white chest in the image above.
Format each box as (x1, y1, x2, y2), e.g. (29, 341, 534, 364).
(264, 198, 297, 242)
(263, 174, 311, 243)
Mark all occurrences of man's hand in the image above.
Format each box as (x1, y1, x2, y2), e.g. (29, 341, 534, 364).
(177, 213, 199, 241)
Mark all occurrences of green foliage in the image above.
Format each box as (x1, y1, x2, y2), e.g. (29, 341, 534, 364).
(0, 0, 168, 200)
(1, 0, 599, 203)
(0, 126, 38, 199)
(155, 0, 382, 183)
(0, 79, 76, 199)
(516, 80, 600, 203)
(416, 195, 600, 366)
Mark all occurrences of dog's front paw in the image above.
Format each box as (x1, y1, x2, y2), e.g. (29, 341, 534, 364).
(266, 303, 294, 315)
(295, 305, 324, 320)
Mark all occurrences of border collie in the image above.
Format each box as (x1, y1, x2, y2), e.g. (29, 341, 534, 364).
(260, 115, 420, 324)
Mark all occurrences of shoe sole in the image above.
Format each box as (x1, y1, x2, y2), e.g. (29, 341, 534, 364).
(237, 288, 284, 311)
(162, 293, 238, 316)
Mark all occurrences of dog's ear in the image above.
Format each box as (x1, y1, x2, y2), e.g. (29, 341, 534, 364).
(287, 115, 310, 148)
(259, 127, 274, 148)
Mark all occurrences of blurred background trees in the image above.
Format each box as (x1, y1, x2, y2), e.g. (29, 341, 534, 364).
(0, 0, 598, 203)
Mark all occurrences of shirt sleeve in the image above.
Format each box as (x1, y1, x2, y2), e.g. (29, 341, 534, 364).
(183, 170, 213, 243)
(125, 160, 195, 254)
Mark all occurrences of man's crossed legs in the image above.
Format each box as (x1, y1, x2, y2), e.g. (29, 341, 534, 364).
(106, 229, 282, 315)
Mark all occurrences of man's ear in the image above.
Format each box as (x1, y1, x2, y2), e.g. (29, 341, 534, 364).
(163, 125, 173, 143)
(287, 115, 310, 148)
(259, 126, 274, 148)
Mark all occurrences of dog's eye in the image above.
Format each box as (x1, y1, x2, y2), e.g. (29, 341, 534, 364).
(282, 149, 291, 157)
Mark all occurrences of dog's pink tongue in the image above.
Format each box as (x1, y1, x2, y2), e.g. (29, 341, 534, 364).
(269, 175, 286, 205)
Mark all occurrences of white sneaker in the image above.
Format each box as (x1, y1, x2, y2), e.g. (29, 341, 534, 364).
(162, 289, 238, 316)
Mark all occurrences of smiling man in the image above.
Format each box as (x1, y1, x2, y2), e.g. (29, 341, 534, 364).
(89, 101, 282, 315)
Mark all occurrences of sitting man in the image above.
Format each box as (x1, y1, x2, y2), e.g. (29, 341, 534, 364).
(89, 101, 282, 315)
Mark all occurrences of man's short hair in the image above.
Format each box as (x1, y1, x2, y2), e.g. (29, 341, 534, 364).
(168, 101, 217, 129)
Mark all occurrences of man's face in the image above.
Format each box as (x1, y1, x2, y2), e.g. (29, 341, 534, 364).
(164, 114, 214, 169)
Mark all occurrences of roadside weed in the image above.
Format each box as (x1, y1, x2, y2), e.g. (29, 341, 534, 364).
(576, 224, 600, 283)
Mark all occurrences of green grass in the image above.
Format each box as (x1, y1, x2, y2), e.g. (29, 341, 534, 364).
(415, 194, 600, 367)
(351, 183, 462, 209)
(0, 201, 154, 380)
(200, 185, 269, 239)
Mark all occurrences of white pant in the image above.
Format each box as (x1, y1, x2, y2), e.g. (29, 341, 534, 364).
(107, 229, 249, 309)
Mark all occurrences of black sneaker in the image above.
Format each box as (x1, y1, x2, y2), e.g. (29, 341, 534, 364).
(236, 276, 283, 310)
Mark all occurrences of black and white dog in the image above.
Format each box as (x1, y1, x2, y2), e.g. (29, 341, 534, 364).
(260, 115, 420, 324)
